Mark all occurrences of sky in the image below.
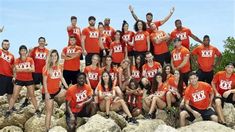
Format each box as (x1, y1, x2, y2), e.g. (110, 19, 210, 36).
(0, 0, 234, 57)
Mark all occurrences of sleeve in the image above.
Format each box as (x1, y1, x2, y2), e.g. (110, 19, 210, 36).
(145, 31, 150, 37)
(170, 31, 175, 39)
(82, 28, 88, 36)
(29, 48, 35, 58)
(11, 55, 15, 65)
(183, 48, 190, 57)
(154, 21, 162, 27)
(191, 46, 199, 55)
(183, 88, 190, 101)
(65, 88, 72, 101)
(62, 47, 67, 55)
(87, 85, 94, 96)
(212, 72, 219, 84)
(187, 28, 192, 36)
(97, 84, 102, 92)
(214, 47, 222, 57)
(30, 58, 35, 66)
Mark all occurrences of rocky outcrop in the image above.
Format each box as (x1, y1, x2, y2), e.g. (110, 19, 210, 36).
(0, 125, 23, 132)
(49, 126, 67, 132)
(223, 103, 235, 127)
(155, 124, 178, 132)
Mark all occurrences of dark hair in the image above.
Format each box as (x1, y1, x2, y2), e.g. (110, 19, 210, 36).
(188, 71, 198, 78)
(71, 16, 77, 21)
(104, 55, 114, 68)
(152, 72, 163, 93)
(173, 37, 181, 43)
(162, 64, 173, 82)
(203, 35, 210, 40)
(145, 51, 152, 57)
(135, 54, 144, 73)
(77, 72, 86, 79)
(115, 30, 122, 42)
(139, 78, 152, 95)
(19, 45, 27, 51)
(98, 22, 104, 27)
(38, 37, 45, 42)
(69, 35, 76, 39)
(101, 71, 113, 92)
(88, 16, 96, 21)
(177, 71, 184, 96)
(121, 20, 128, 33)
(146, 12, 153, 17)
(2, 39, 9, 45)
(134, 20, 147, 32)
(175, 19, 181, 24)
(128, 79, 138, 90)
(226, 62, 235, 67)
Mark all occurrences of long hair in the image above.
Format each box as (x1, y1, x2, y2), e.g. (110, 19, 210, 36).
(121, 20, 128, 33)
(139, 78, 151, 95)
(177, 70, 184, 96)
(128, 79, 138, 90)
(162, 64, 173, 82)
(152, 72, 163, 93)
(45, 49, 59, 74)
(134, 20, 147, 32)
(101, 71, 113, 92)
(135, 54, 144, 73)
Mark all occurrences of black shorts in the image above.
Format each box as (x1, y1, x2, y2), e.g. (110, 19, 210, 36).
(63, 70, 80, 85)
(15, 80, 34, 87)
(85, 53, 101, 66)
(32, 73, 43, 85)
(42, 88, 61, 100)
(185, 106, 216, 122)
(182, 71, 190, 86)
(65, 104, 90, 124)
(153, 51, 171, 67)
(197, 69, 214, 84)
(0, 74, 14, 95)
(128, 51, 134, 57)
(215, 93, 235, 107)
(100, 49, 109, 58)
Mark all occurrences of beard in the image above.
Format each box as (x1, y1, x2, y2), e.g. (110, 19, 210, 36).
(2, 47, 9, 51)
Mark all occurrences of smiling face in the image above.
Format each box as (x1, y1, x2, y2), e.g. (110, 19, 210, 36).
(51, 52, 58, 64)
(189, 74, 198, 86)
(77, 74, 86, 86)
(102, 72, 110, 83)
(2, 41, 10, 51)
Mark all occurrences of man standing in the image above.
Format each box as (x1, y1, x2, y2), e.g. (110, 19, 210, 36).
(103, 18, 115, 40)
(192, 35, 222, 84)
(67, 16, 82, 46)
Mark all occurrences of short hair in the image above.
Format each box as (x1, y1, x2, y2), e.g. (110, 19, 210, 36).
(146, 12, 153, 17)
(226, 62, 235, 67)
(19, 45, 27, 51)
(38, 37, 46, 42)
(69, 35, 76, 39)
(203, 35, 210, 40)
(77, 72, 86, 78)
(88, 16, 96, 21)
(134, 20, 147, 32)
(2, 39, 9, 45)
(145, 51, 152, 57)
(175, 19, 181, 24)
(188, 71, 198, 78)
(71, 16, 77, 21)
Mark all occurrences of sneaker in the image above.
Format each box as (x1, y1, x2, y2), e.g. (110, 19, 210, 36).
(20, 98, 29, 108)
(12, 107, 17, 112)
(144, 113, 152, 119)
(128, 117, 138, 124)
(4, 110, 12, 118)
(35, 109, 41, 117)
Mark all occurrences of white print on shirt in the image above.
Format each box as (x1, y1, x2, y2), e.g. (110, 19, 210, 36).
(101, 37, 106, 43)
(113, 45, 123, 53)
(103, 30, 112, 36)
(88, 72, 98, 80)
(109, 72, 115, 81)
(176, 32, 187, 40)
(89, 31, 99, 38)
(35, 52, 47, 60)
(67, 48, 76, 54)
(132, 70, 140, 78)
(51, 70, 61, 79)
(76, 90, 88, 102)
(135, 34, 144, 41)
(201, 50, 213, 57)
(17, 62, 31, 69)
(1, 52, 12, 62)
(122, 34, 130, 42)
(219, 80, 232, 90)
(192, 90, 206, 102)
(154, 32, 164, 41)
(173, 53, 181, 61)
(73, 28, 80, 35)
(145, 69, 158, 78)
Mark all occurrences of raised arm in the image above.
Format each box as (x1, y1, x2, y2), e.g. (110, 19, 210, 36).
(160, 7, 175, 25)
(190, 33, 203, 44)
(129, 5, 139, 21)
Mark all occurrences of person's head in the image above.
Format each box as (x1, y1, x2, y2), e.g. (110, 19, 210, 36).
(173, 69, 181, 79)
(145, 52, 153, 62)
(225, 62, 235, 75)
(101, 71, 113, 91)
(38, 37, 46, 47)
(98, 22, 104, 32)
(69, 36, 76, 46)
(162, 64, 173, 82)
(122, 20, 129, 33)
(188, 71, 199, 86)
(152, 72, 163, 93)
(104, 18, 110, 26)
(175, 19, 182, 29)
(134, 20, 147, 32)
(71, 16, 77, 26)
(150, 22, 157, 30)
(120, 59, 130, 69)
(19, 45, 28, 57)
(203, 35, 210, 46)
(46, 49, 59, 70)
(129, 79, 138, 90)
(139, 77, 151, 94)
(173, 37, 182, 48)
(174, 69, 184, 96)
(77, 72, 86, 86)
(88, 16, 96, 27)
(91, 54, 100, 66)
(114, 30, 122, 41)
(2, 39, 10, 51)
(146, 12, 153, 22)
(105, 55, 113, 66)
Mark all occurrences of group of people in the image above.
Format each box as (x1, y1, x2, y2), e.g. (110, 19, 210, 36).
(0, 5, 235, 132)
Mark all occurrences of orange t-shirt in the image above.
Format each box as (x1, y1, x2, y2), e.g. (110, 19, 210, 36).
(150, 30, 169, 55)
(29, 47, 49, 73)
(170, 27, 192, 49)
(15, 57, 34, 81)
(171, 46, 191, 73)
(67, 26, 82, 46)
(133, 31, 149, 52)
(101, 67, 118, 82)
(166, 76, 186, 95)
(184, 82, 212, 110)
(212, 71, 235, 96)
(42, 65, 63, 94)
(192, 45, 221, 72)
(66, 84, 93, 113)
(100, 34, 112, 49)
(122, 31, 135, 52)
(153, 83, 168, 102)
(103, 26, 115, 40)
(0, 49, 14, 77)
(146, 21, 162, 34)
(82, 27, 100, 53)
(84, 66, 101, 89)
(110, 41, 125, 64)
(142, 61, 162, 82)
(131, 65, 141, 82)
(62, 45, 82, 71)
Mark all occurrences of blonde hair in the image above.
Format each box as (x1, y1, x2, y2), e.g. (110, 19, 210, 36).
(45, 49, 59, 74)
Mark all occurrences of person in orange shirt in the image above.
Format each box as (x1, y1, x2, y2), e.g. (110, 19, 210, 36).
(133, 20, 150, 57)
(118, 59, 131, 93)
(180, 71, 218, 127)
(62, 36, 82, 85)
(42, 49, 69, 131)
(150, 22, 171, 66)
(212, 62, 235, 125)
(67, 16, 82, 47)
(162, 64, 174, 83)
(5, 45, 40, 117)
(101, 56, 118, 85)
(142, 52, 162, 83)
(170, 19, 202, 49)
(145, 72, 168, 119)
(103, 18, 115, 40)
(131, 55, 144, 83)
(109, 30, 126, 66)
(0, 39, 15, 102)
(65, 72, 96, 131)
(192, 35, 222, 84)
(171, 38, 191, 85)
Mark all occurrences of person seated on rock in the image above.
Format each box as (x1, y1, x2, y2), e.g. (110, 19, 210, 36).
(180, 71, 218, 127)
(5, 45, 40, 117)
(144, 72, 168, 119)
(117, 59, 131, 94)
(162, 64, 174, 83)
(65, 72, 97, 132)
(41, 49, 69, 131)
(125, 79, 143, 117)
(211, 62, 235, 125)
(139, 77, 152, 113)
(97, 71, 138, 124)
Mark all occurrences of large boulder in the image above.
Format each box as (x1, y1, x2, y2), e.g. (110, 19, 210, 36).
(223, 103, 235, 127)
(49, 126, 67, 132)
(0, 96, 8, 106)
(0, 125, 23, 132)
(76, 114, 121, 132)
(122, 119, 165, 132)
(178, 121, 235, 132)
(155, 109, 180, 128)
(56, 115, 86, 130)
(154, 124, 178, 132)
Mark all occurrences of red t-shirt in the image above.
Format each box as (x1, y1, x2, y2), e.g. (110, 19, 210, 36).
(133, 31, 149, 52)
(142, 61, 162, 82)
(150, 30, 169, 55)
(67, 25, 82, 46)
(131, 65, 141, 82)
(29, 47, 49, 73)
(15, 57, 34, 81)
(66, 84, 93, 113)
(170, 27, 192, 49)
(0, 49, 14, 77)
(110, 41, 125, 64)
(122, 31, 135, 52)
(166, 76, 186, 95)
(100, 34, 112, 49)
(82, 27, 100, 53)
(146, 21, 162, 34)
(84, 66, 101, 89)
(103, 26, 115, 40)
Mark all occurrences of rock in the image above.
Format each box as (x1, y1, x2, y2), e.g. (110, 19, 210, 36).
(76, 114, 121, 132)
(223, 103, 235, 127)
(24, 115, 57, 132)
(0, 96, 8, 106)
(156, 109, 180, 128)
(56, 115, 86, 130)
(49, 126, 67, 132)
(59, 103, 66, 112)
(122, 119, 165, 132)
(155, 124, 178, 132)
(0, 125, 23, 132)
(178, 121, 235, 132)
(54, 97, 65, 107)
(54, 108, 65, 119)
